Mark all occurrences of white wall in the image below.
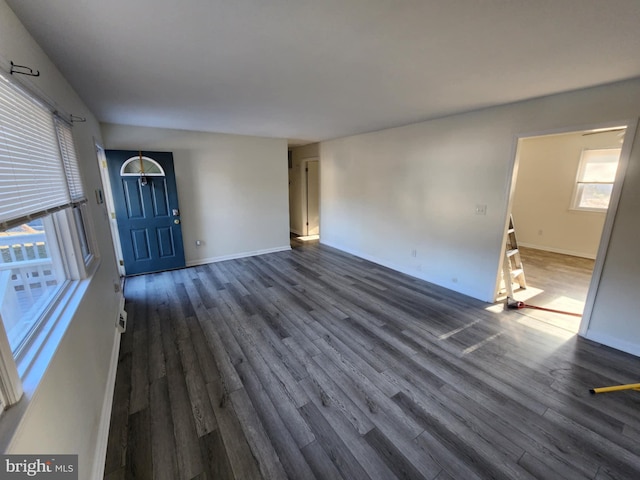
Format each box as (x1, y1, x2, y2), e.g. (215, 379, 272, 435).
(101, 124, 290, 265)
(289, 143, 320, 235)
(320, 79, 640, 356)
(0, 1, 123, 476)
(512, 130, 622, 258)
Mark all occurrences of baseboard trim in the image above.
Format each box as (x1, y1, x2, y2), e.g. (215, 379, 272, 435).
(90, 323, 122, 480)
(518, 242, 596, 260)
(583, 330, 640, 357)
(186, 245, 291, 267)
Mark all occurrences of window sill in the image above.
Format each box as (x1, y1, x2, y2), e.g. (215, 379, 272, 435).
(568, 208, 607, 214)
(0, 267, 96, 452)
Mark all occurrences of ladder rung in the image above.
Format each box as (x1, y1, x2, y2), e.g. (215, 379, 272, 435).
(506, 248, 519, 257)
(511, 268, 524, 277)
(507, 228, 515, 234)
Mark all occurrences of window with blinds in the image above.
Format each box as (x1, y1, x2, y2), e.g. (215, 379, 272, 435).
(0, 75, 84, 230)
(0, 71, 95, 409)
(571, 148, 621, 212)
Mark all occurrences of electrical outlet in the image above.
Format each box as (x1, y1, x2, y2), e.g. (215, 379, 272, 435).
(116, 310, 127, 333)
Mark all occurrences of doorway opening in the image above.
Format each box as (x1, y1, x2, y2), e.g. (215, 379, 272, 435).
(288, 151, 320, 248)
(498, 122, 636, 333)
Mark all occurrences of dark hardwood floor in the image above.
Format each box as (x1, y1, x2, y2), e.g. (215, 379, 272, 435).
(104, 244, 640, 479)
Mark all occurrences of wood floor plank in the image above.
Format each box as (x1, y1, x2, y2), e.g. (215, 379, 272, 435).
(364, 427, 430, 480)
(232, 359, 316, 479)
(299, 356, 375, 436)
(299, 376, 399, 480)
(128, 277, 149, 414)
(300, 440, 345, 480)
(149, 377, 179, 480)
(198, 429, 235, 480)
(219, 303, 316, 448)
(310, 351, 442, 477)
(104, 352, 131, 476)
(182, 284, 244, 393)
(298, 402, 372, 480)
(105, 243, 640, 480)
(175, 315, 218, 438)
(204, 380, 264, 480)
(228, 387, 289, 480)
(159, 283, 205, 479)
(125, 408, 152, 480)
(392, 391, 534, 480)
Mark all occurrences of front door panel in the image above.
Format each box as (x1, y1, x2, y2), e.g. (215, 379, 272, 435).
(106, 150, 185, 275)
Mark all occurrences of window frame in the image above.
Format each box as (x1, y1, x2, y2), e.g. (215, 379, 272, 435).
(570, 147, 621, 213)
(0, 71, 99, 412)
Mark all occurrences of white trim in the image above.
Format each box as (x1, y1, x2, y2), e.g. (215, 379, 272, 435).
(583, 329, 640, 357)
(517, 242, 596, 260)
(90, 322, 122, 480)
(95, 143, 125, 277)
(580, 118, 638, 336)
(185, 245, 291, 267)
(496, 118, 638, 341)
(0, 314, 22, 406)
(301, 158, 320, 237)
(0, 276, 91, 452)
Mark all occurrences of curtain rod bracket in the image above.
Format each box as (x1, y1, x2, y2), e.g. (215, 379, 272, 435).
(10, 61, 40, 77)
(70, 114, 86, 123)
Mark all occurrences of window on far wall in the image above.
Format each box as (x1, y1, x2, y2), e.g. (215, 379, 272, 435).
(571, 148, 621, 212)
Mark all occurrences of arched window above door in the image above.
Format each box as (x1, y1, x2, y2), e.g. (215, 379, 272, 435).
(120, 156, 165, 176)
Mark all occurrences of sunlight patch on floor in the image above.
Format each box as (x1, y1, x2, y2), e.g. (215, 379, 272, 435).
(297, 235, 319, 242)
(514, 314, 576, 340)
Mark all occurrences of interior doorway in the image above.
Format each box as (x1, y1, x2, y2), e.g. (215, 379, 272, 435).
(499, 122, 636, 333)
(288, 149, 320, 247)
(304, 159, 319, 237)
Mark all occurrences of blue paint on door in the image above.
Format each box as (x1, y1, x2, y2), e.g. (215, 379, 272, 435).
(106, 150, 186, 275)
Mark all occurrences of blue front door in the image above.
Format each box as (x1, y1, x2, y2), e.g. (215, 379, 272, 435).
(106, 150, 186, 275)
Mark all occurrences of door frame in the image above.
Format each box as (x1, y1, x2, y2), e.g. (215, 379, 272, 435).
(301, 157, 320, 237)
(496, 118, 638, 335)
(95, 141, 125, 276)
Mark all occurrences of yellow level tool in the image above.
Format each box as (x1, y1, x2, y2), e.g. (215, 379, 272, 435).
(589, 383, 640, 394)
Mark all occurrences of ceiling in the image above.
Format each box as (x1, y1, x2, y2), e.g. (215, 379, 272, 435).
(7, 0, 640, 145)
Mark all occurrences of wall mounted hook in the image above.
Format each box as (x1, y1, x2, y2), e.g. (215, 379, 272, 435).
(10, 61, 40, 77)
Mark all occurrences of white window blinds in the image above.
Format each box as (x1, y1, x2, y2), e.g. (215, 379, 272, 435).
(55, 117, 86, 203)
(0, 74, 83, 229)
